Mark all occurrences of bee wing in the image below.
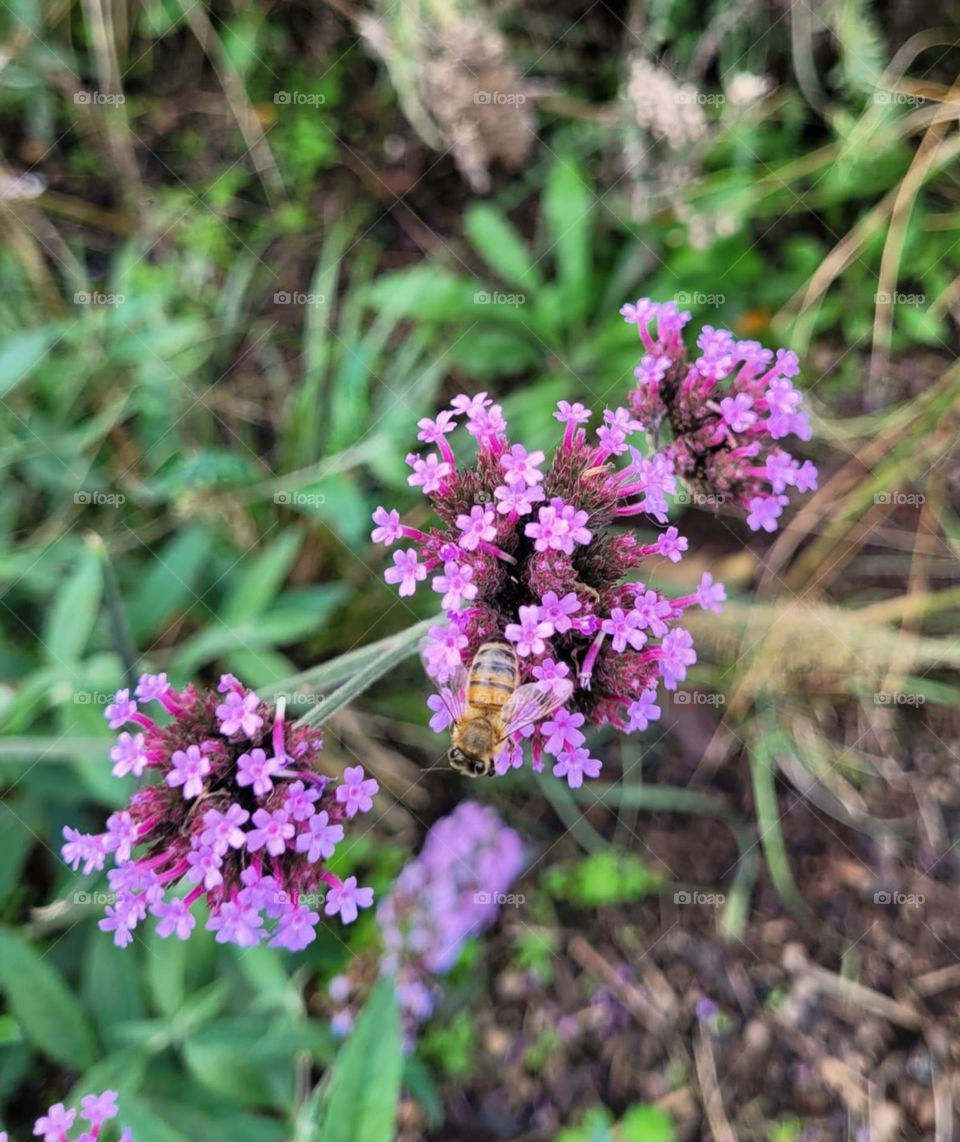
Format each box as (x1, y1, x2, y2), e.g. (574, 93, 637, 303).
(500, 679, 574, 739)
(436, 664, 469, 723)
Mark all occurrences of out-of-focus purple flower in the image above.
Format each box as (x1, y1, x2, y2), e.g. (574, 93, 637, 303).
(62, 681, 376, 950)
(26, 1092, 131, 1142)
(624, 299, 817, 532)
(330, 802, 524, 1041)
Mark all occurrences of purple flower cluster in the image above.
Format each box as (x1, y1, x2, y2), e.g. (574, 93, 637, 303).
(623, 298, 818, 532)
(329, 802, 524, 1037)
(373, 394, 724, 784)
(4, 1090, 130, 1142)
(62, 674, 377, 950)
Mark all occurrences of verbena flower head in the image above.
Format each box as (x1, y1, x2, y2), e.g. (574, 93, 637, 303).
(329, 801, 524, 1039)
(7, 1089, 132, 1142)
(62, 675, 377, 950)
(623, 298, 818, 532)
(374, 394, 721, 784)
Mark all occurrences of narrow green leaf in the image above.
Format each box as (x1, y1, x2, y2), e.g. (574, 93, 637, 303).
(220, 531, 303, 624)
(43, 546, 102, 665)
(0, 928, 96, 1067)
(295, 621, 430, 728)
(128, 525, 213, 643)
(317, 978, 402, 1142)
(464, 204, 542, 292)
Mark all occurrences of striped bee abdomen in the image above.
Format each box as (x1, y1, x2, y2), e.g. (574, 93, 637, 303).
(467, 639, 518, 709)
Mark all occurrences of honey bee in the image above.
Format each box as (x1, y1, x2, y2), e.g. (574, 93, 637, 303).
(432, 638, 573, 778)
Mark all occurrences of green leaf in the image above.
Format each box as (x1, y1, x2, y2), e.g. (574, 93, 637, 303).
(317, 978, 402, 1142)
(220, 531, 303, 625)
(43, 545, 102, 665)
(0, 327, 61, 397)
(129, 526, 214, 643)
(0, 928, 96, 1068)
(0, 800, 35, 907)
(543, 159, 593, 323)
(464, 204, 542, 292)
(620, 1104, 675, 1142)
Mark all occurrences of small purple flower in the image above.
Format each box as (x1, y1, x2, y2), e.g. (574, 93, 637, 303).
(501, 443, 545, 486)
(626, 688, 661, 732)
(104, 688, 137, 729)
(61, 827, 108, 875)
(135, 672, 170, 702)
(152, 897, 196, 940)
(110, 731, 148, 779)
(432, 560, 477, 610)
(746, 494, 787, 533)
(324, 876, 374, 924)
(384, 548, 427, 597)
(696, 572, 726, 612)
(416, 410, 456, 445)
(80, 1089, 118, 1128)
(455, 505, 496, 551)
(656, 526, 688, 563)
(236, 747, 282, 797)
(296, 810, 344, 862)
(371, 506, 403, 545)
(246, 808, 295, 856)
(336, 766, 379, 818)
(541, 708, 586, 756)
(537, 590, 581, 635)
(553, 400, 591, 426)
(200, 804, 249, 853)
(216, 689, 264, 738)
(104, 811, 137, 863)
(284, 779, 320, 822)
(601, 608, 647, 653)
(271, 903, 319, 951)
(552, 747, 602, 788)
(407, 452, 451, 493)
(504, 605, 552, 657)
(186, 844, 223, 890)
(166, 744, 211, 799)
(494, 482, 545, 515)
(719, 392, 756, 432)
(524, 502, 571, 553)
(427, 693, 453, 732)
(34, 1103, 77, 1141)
(659, 628, 696, 690)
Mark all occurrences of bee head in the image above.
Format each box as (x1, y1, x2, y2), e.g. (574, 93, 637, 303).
(447, 748, 494, 778)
